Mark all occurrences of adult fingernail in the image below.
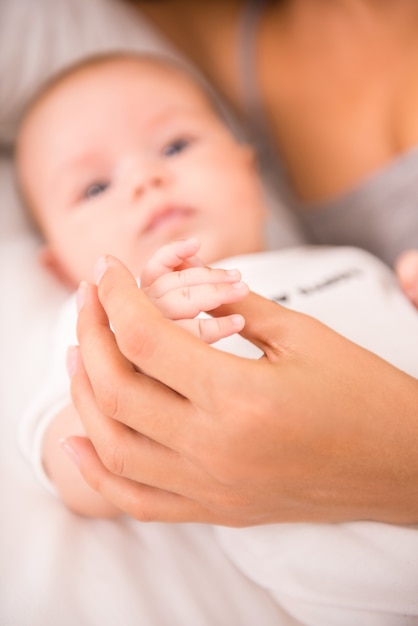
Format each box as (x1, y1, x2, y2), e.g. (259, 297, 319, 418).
(76, 281, 87, 312)
(60, 438, 81, 467)
(66, 345, 79, 378)
(94, 256, 108, 285)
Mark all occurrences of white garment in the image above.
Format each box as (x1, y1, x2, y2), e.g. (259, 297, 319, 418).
(19, 245, 418, 625)
(214, 248, 418, 626)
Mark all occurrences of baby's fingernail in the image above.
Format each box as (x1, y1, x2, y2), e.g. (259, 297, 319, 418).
(60, 439, 81, 467)
(185, 236, 200, 247)
(94, 256, 108, 285)
(226, 269, 241, 279)
(232, 281, 247, 290)
(76, 281, 87, 312)
(66, 345, 79, 378)
(231, 314, 245, 327)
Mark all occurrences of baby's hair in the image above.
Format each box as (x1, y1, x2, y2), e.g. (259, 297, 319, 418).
(17, 50, 227, 141)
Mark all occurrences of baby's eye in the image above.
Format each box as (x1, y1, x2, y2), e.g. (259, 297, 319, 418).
(84, 181, 110, 199)
(162, 138, 190, 157)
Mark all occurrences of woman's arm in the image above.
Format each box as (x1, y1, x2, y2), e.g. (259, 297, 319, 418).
(66, 255, 418, 526)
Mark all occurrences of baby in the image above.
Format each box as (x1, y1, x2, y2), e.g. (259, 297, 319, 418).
(16, 52, 418, 625)
(16, 51, 266, 515)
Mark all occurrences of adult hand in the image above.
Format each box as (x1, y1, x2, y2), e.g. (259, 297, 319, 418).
(68, 256, 418, 526)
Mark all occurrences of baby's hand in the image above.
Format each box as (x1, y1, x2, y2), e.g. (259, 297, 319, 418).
(395, 250, 418, 309)
(140, 238, 248, 343)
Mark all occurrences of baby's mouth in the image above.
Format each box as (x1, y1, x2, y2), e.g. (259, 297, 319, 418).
(143, 206, 194, 234)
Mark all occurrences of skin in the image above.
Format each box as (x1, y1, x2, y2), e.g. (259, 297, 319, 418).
(396, 250, 418, 308)
(66, 255, 418, 525)
(135, 0, 418, 293)
(16, 55, 266, 516)
(18, 5, 418, 521)
(59, 0, 418, 523)
(44, 239, 250, 517)
(135, 0, 418, 203)
(16, 55, 265, 286)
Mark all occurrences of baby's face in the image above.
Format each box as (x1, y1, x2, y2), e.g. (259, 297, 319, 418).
(17, 57, 266, 286)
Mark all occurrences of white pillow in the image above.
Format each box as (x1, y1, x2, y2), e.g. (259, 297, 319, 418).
(0, 0, 178, 146)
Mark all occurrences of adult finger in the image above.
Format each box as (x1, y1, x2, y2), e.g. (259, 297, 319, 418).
(64, 437, 222, 524)
(65, 435, 274, 526)
(74, 283, 199, 454)
(67, 371, 215, 501)
(94, 256, 253, 401)
(209, 291, 297, 362)
(70, 354, 270, 522)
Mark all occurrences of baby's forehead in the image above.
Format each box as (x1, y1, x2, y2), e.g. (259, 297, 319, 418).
(57, 56, 198, 96)
(56, 61, 210, 125)
(28, 55, 191, 114)
(18, 54, 222, 166)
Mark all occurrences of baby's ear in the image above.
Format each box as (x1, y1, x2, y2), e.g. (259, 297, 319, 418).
(38, 246, 76, 289)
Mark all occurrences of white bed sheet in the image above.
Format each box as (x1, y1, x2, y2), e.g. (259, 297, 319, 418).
(0, 154, 302, 625)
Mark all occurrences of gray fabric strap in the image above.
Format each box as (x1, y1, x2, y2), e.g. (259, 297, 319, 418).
(236, 0, 285, 183)
(237, 0, 418, 264)
(300, 145, 418, 266)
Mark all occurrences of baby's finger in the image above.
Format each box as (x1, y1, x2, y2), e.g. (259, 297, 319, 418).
(156, 281, 249, 319)
(141, 238, 203, 287)
(145, 266, 243, 300)
(176, 314, 245, 344)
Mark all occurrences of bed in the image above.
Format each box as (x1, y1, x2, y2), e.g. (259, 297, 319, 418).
(0, 1, 301, 623)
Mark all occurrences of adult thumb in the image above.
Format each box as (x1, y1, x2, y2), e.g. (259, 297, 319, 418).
(213, 291, 293, 356)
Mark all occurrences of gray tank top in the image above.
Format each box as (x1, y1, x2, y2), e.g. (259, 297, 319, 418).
(238, 0, 418, 266)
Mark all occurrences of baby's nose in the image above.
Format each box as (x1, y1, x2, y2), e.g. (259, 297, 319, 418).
(125, 157, 173, 198)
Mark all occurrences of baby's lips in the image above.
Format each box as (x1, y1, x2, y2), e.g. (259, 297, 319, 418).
(143, 205, 193, 234)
